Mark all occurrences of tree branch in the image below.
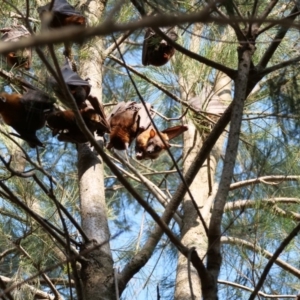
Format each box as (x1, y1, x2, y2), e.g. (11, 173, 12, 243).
(257, 55, 300, 77)
(218, 280, 295, 298)
(225, 197, 300, 214)
(248, 221, 300, 299)
(109, 54, 184, 104)
(0, 275, 55, 300)
(222, 236, 300, 279)
(230, 175, 300, 190)
(257, 5, 299, 69)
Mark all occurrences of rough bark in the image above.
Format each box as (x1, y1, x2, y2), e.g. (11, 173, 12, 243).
(78, 144, 115, 300)
(77, 1, 115, 299)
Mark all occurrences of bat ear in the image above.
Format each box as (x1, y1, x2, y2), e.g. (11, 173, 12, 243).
(150, 128, 156, 138)
(162, 125, 188, 140)
(0, 96, 6, 103)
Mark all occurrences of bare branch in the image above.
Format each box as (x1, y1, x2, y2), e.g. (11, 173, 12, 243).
(248, 221, 300, 300)
(14, 244, 63, 300)
(109, 54, 184, 104)
(218, 280, 295, 298)
(114, 153, 182, 226)
(0, 275, 55, 300)
(230, 175, 300, 190)
(221, 236, 300, 279)
(258, 5, 299, 69)
(258, 55, 300, 77)
(224, 197, 300, 212)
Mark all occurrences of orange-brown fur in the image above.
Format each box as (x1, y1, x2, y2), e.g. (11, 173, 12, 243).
(46, 104, 109, 143)
(135, 125, 187, 160)
(63, 15, 86, 26)
(0, 92, 52, 147)
(108, 109, 139, 150)
(135, 128, 169, 160)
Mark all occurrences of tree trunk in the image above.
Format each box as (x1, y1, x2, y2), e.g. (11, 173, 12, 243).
(77, 1, 115, 299)
(78, 144, 115, 300)
(175, 72, 231, 299)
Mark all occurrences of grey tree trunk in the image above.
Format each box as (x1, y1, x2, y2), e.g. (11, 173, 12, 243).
(77, 1, 115, 299)
(175, 74, 230, 299)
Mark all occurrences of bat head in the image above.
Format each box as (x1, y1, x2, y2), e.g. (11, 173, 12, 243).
(135, 125, 188, 160)
(107, 134, 130, 151)
(135, 128, 169, 160)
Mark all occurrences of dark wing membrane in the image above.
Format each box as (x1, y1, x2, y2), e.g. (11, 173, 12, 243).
(38, 0, 82, 16)
(20, 89, 54, 111)
(61, 61, 91, 90)
(107, 101, 138, 121)
(161, 125, 188, 140)
(87, 95, 110, 133)
(142, 29, 154, 66)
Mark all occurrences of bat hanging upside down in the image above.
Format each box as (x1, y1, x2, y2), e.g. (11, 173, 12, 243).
(107, 101, 154, 151)
(38, 0, 86, 57)
(142, 28, 178, 67)
(50, 60, 91, 109)
(0, 25, 32, 70)
(0, 90, 54, 147)
(135, 125, 188, 160)
(37, 0, 86, 28)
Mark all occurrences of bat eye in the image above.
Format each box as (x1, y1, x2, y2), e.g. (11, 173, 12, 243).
(0, 97, 6, 103)
(154, 146, 161, 152)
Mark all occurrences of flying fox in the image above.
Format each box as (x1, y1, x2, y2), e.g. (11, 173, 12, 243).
(107, 101, 154, 150)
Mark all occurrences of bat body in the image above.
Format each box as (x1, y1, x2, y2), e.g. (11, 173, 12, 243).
(46, 102, 109, 143)
(142, 28, 178, 67)
(0, 91, 54, 147)
(107, 102, 154, 150)
(135, 125, 188, 160)
(38, 0, 86, 28)
(0, 25, 32, 70)
(50, 61, 91, 108)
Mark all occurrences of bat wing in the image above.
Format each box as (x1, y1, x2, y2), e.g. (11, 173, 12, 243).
(61, 61, 91, 91)
(38, 0, 82, 16)
(20, 89, 54, 111)
(142, 28, 155, 66)
(10, 127, 44, 148)
(87, 95, 110, 133)
(135, 103, 154, 133)
(49, 61, 91, 106)
(53, 0, 82, 15)
(0, 25, 30, 42)
(107, 101, 138, 121)
(161, 125, 188, 140)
